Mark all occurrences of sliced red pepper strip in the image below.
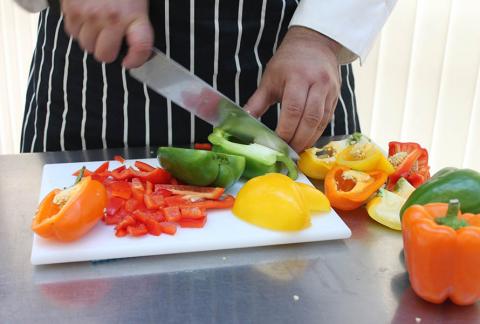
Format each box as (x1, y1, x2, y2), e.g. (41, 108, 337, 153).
(131, 178, 145, 201)
(164, 195, 234, 209)
(130, 168, 172, 184)
(94, 161, 110, 174)
(114, 155, 126, 164)
(145, 181, 153, 195)
(155, 184, 224, 200)
(135, 161, 156, 172)
(154, 185, 173, 197)
(194, 143, 212, 151)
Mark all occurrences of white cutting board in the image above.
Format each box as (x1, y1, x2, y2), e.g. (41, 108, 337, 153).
(31, 159, 351, 265)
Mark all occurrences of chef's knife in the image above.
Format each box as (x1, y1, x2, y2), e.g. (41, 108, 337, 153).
(129, 48, 298, 159)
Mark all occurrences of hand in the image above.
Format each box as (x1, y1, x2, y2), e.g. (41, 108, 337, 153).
(61, 0, 153, 68)
(245, 26, 341, 153)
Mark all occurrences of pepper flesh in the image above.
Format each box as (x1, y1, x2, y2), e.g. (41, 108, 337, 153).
(402, 201, 480, 305)
(387, 141, 430, 190)
(298, 147, 336, 180)
(336, 142, 395, 174)
(208, 128, 298, 180)
(32, 176, 108, 242)
(324, 166, 388, 211)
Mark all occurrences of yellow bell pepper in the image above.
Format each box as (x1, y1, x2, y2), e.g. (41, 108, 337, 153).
(233, 173, 330, 231)
(298, 138, 350, 180)
(366, 178, 416, 230)
(336, 142, 395, 175)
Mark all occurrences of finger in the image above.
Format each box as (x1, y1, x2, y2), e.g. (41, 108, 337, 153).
(122, 17, 154, 69)
(78, 21, 102, 54)
(244, 84, 276, 118)
(94, 25, 124, 63)
(275, 79, 309, 144)
(309, 90, 338, 145)
(289, 83, 326, 152)
(317, 88, 338, 137)
(63, 4, 83, 38)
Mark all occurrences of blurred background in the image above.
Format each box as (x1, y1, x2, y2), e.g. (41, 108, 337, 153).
(1, 0, 479, 173)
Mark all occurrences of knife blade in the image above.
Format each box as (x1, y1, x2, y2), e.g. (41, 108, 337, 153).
(129, 48, 298, 159)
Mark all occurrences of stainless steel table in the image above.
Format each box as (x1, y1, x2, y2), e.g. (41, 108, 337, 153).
(1, 146, 478, 323)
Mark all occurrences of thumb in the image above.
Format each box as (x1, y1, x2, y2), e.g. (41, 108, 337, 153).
(244, 85, 276, 118)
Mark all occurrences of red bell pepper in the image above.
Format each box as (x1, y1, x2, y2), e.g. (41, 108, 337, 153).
(387, 142, 430, 190)
(155, 184, 224, 199)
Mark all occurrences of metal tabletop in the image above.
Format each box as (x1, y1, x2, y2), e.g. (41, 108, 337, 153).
(1, 146, 478, 324)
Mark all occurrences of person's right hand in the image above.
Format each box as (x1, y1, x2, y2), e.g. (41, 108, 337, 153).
(61, 0, 153, 68)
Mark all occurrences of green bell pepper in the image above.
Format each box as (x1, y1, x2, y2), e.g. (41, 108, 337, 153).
(400, 167, 480, 217)
(157, 147, 245, 188)
(208, 128, 298, 180)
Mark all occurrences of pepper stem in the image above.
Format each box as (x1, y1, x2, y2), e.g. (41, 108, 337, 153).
(435, 199, 469, 230)
(74, 166, 86, 186)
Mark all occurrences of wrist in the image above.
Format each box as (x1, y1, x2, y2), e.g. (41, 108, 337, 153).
(287, 26, 343, 62)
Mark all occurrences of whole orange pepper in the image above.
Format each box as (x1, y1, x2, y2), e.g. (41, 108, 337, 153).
(32, 176, 107, 242)
(324, 166, 388, 211)
(402, 200, 480, 305)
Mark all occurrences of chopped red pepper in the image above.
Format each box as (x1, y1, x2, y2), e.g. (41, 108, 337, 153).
(194, 143, 212, 151)
(164, 206, 182, 222)
(94, 161, 110, 174)
(114, 155, 125, 164)
(180, 206, 207, 219)
(109, 181, 132, 200)
(159, 222, 177, 235)
(131, 178, 145, 201)
(135, 161, 155, 172)
(178, 217, 207, 228)
(106, 197, 125, 216)
(127, 223, 148, 236)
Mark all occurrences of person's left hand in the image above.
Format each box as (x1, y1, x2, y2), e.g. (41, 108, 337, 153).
(245, 26, 342, 153)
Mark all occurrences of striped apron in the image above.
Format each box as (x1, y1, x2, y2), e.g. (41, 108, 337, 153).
(20, 0, 360, 153)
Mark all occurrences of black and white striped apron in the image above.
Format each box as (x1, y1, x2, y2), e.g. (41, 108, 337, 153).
(20, 1, 360, 153)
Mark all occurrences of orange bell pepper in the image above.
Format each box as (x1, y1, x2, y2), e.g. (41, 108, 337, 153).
(32, 176, 107, 242)
(324, 166, 388, 211)
(402, 200, 480, 305)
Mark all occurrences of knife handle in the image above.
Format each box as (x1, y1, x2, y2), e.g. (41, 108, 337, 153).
(47, 0, 129, 62)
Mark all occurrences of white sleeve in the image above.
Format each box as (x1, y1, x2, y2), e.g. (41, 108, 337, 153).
(289, 0, 398, 64)
(13, 0, 48, 12)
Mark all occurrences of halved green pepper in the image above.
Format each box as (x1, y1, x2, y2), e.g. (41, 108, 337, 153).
(400, 167, 480, 217)
(157, 147, 245, 189)
(208, 128, 298, 180)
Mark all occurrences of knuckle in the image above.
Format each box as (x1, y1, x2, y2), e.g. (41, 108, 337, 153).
(276, 128, 293, 141)
(284, 104, 303, 118)
(318, 70, 332, 86)
(303, 112, 322, 127)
